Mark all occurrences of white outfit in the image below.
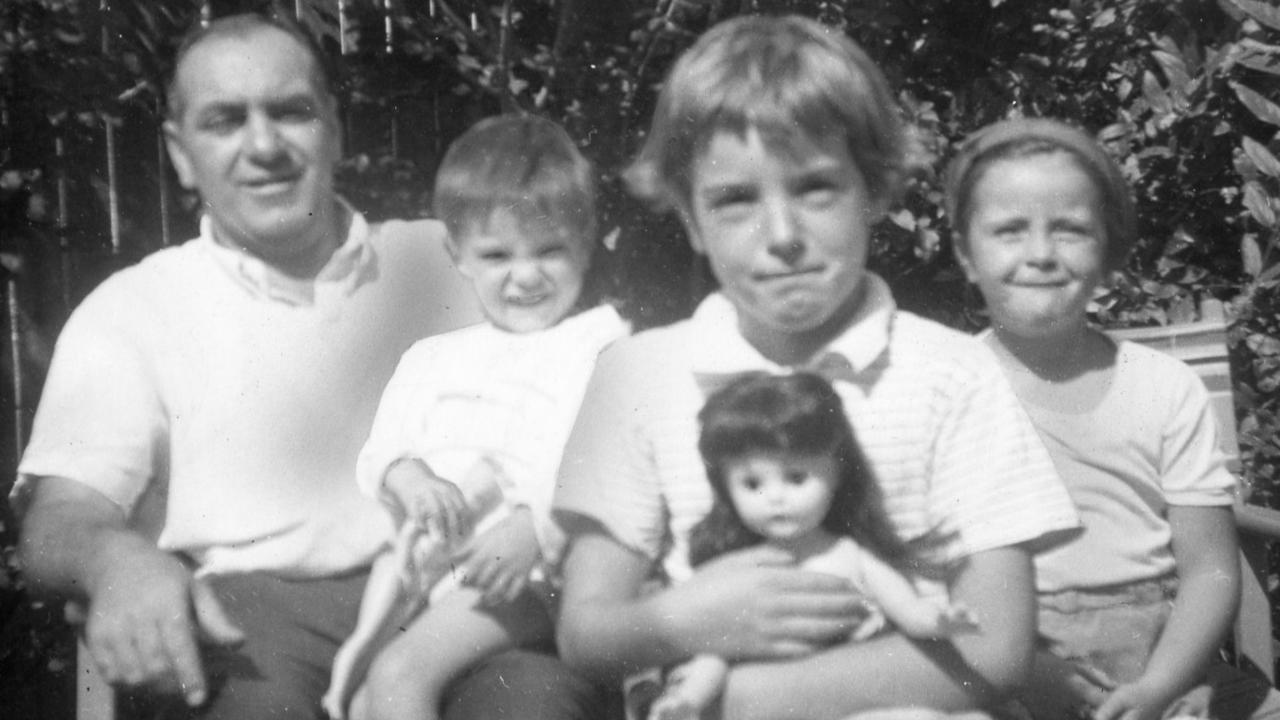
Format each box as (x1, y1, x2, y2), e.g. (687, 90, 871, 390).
(554, 275, 1078, 600)
(15, 210, 482, 577)
(1025, 340, 1238, 592)
(356, 303, 630, 561)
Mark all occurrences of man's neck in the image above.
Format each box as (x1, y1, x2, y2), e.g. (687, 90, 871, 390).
(211, 203, 347, 280)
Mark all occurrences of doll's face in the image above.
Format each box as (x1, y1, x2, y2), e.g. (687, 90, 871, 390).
(724, 451, 838, 543)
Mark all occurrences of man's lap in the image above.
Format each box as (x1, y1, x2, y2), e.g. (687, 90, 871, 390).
(120, 570, 611, 719)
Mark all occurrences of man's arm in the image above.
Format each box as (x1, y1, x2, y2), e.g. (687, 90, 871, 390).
(556, 529, 868, 685)
(20, 476, 242, 707)
(721, 546, 1037, 720)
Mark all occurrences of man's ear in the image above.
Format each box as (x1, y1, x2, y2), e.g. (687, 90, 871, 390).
(953, 238, 980, 284)
(163, 121, 198, 191)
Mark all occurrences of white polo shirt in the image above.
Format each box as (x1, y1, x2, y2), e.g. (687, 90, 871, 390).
(16, 209, 483, 578)
(554, 275, 1078, 594)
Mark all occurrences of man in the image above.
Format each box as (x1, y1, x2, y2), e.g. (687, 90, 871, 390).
(15, 13, 602, 719)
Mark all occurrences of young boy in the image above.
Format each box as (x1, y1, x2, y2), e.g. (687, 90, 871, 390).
(323, 114, 629, 720)
(551, 15, 1079, 720)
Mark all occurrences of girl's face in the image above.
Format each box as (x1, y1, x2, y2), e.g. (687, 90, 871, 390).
(724, 451, 838, 543)
(449, 209, 591, 333)
(685, 127, 885, 361)
(956, 151, 1108, 342)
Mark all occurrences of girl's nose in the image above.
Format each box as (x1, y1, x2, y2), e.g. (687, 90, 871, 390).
(1024, 230, 1058, 267)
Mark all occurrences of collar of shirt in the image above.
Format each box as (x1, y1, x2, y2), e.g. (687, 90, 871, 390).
(198, 200, 374, 306)
(688, 273, 896, 394)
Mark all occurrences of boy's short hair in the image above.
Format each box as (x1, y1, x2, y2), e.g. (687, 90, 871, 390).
(432, 114, 597, 243)
(165, 11, 335, 122)
(625, 14, 906, 218)
(945, 118, 1137, 272)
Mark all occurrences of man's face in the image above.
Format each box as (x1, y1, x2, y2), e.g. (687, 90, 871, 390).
(164, 24, 341, 274)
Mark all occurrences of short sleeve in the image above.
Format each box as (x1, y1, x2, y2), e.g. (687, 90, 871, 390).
(928, 360, 1079, 559)
(15, 283, 167, 514)
(553, 341, 669, 561)
(1159, 362, 1237, 507)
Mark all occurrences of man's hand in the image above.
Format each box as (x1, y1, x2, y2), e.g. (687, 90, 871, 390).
(454, 507, 541, 605)
(382, 458, 473, 542)
(1093, 680, 1178, 720)
(82, 544, 243, 707)
(657, 545, 870, 661)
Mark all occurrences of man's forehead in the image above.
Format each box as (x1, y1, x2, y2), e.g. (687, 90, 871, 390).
(174, 26, 324, 105)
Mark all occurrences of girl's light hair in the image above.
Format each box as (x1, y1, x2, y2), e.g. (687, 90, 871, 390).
(432, 114, 597, 244)
(625, 14, 906, 218)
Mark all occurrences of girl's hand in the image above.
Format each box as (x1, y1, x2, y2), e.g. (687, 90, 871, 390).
(454, 507, 541, 604)
(1093, 680, 1173, 720)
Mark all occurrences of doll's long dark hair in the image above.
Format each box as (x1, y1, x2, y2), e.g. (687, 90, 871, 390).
(688, 372, 910, 568)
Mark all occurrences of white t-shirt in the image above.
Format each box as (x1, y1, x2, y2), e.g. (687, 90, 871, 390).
(16, 210, 483, 577)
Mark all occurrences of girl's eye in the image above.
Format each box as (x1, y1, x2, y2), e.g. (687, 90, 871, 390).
(784, 470, 808, 485)
(479, 250, 510, 262)
(538, 245, 568, 259)
(741, 476, 762, 492)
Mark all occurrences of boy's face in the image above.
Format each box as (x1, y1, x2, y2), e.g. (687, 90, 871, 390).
(449, 210, 591, 333)
(685, 127, 884, 360)
(724, 451, 838, 544)
(955, 151, 1107, 342)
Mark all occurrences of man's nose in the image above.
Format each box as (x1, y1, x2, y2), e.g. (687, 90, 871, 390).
(244, 114, 285, 160)
(764, 200, 803, 265)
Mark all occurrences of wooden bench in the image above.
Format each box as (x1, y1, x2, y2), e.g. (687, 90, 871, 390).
(1109, 305, 1279, 683)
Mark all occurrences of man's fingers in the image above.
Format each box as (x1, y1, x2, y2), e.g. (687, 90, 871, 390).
(156, 614, 206, 706)
(191, 578, 244, 646)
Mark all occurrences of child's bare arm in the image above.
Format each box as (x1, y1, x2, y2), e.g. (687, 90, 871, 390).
(720, 546, 1037, 720)
(557, 530, 868, 683)
(857, 552, 978, 639)
(1094, 505, 1238, 720)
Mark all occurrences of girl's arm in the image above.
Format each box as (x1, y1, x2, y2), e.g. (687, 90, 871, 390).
(720, 545, 1037, 720)
(1093, 505, 1238, 720)
(858, 552, 977, 639)
(556, 529, 869, 684)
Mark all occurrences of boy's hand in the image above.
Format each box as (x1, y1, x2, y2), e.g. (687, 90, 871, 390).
(659, 545, 869, 660)
(382, 458, 473, 542)
(454, 507, 541, 605)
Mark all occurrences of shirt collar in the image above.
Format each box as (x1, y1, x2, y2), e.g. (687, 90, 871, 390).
(199, 199, 374, 305)
(688, 273, 896, 382)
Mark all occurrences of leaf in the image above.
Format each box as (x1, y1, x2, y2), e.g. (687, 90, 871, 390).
(1244, 233, 1265, 277)
(1230, 0, 1280, 33)
(1142, 70, 1173, 114)
(1232, 81, 1280, 128)
(1244, 180, 1278, 226)
(1244, 136, 1280, 177)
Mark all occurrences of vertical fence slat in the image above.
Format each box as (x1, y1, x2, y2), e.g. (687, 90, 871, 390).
(7, 277, 25, 456)
(157, 101, 172, 247)
(54, 129, 71, 312)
